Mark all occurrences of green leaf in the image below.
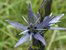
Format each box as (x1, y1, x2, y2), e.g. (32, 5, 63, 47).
(39, 0, 52, 22)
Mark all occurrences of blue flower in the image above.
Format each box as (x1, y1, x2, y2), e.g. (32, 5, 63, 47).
(6, 2, 66, 48)
(35, 13, 66, 31)
(6, 3, 46, 47)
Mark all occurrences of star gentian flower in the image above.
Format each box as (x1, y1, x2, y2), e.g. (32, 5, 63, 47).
(6, 3, 66, 48)
(6, 3, 46, 47)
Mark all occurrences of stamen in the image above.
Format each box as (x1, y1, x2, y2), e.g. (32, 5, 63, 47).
(35, 29, 47, 30)
(49, 13, 52, 17)
(33, 17, 40, 25)
(19, 30, 29, 35)
(22, 16, 28, 24)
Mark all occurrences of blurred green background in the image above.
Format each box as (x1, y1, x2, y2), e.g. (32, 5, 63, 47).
(0, 0, 66, 50)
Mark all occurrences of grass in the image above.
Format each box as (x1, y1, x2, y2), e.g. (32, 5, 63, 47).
(0, 0, 66, 50)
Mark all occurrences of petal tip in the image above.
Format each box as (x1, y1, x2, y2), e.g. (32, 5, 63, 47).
(61, 14, 64, 16)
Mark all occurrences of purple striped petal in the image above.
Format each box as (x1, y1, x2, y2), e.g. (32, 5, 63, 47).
(15, 34, 30, 47)
(49, 14, 64, 23)
(43, 16, 49, 22)
(28, 3, 35, 24)
(34, 33, 46, 46)
(50, 27, 66, 30)
(6, 20, 27, 31)
(42, 16, 53, 27)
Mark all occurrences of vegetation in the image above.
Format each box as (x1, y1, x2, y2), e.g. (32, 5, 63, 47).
(0, 0, 66, 50)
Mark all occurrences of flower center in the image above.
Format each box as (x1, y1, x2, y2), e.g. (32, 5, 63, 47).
(27, 25, 37, 34)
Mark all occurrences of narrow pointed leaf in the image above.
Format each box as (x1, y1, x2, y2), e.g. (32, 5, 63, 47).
(49, 14, 64, 23)
(28, 3, 35, 24)
(50, 27, 66, 30)
(6, 20, 27, 31)
(34, 33, 46, 46)
(15, 34, 30, 47)
(30, 33, 33, 41)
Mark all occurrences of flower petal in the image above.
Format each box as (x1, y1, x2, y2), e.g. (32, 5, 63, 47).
(28, 3, 35, 24)
(49, 14, 64, 23)
(34, 33, 46, 46)
(15, 34, 30, 47)
(50, 27, 66, 30)
(6, 20, 27, 31)
(42, 16, 53, 28)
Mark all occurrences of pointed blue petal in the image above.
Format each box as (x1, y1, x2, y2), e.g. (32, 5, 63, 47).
(34, 16, 50, 29)
(15, 34, 30, 47)
(50, 27, 66, 30)
(28, 3, 35, 24)
(49, 14, 64, 23)
(34, 33, 46, 46)
(34, 23, 43, 29)
(35, 16, 53, 29)
(6, 20, 27, 31)
(42, 16, 53, 28)
(43, 16, 49, 22)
